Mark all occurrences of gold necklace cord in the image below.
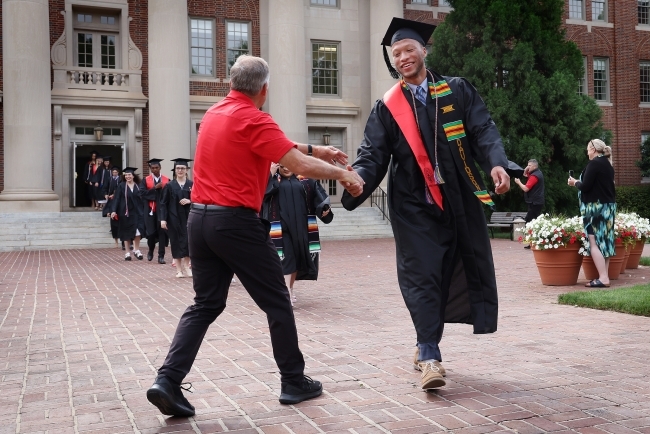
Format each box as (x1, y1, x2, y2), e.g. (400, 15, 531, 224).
(456, 138, 482, 191)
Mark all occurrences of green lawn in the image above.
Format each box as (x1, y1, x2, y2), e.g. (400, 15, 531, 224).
(640, 257, 650, 266)
(558, 284, 650, 317)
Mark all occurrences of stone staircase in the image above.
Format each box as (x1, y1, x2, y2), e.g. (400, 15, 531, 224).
(319, 206, 393, 240)
(0, 206, 393, 252)
(0, 212, 115, 251)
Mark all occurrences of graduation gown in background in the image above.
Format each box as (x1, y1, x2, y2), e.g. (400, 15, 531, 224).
(103, 175, 121, 238)
(108, 182, 145, 241)
(139, 175, 169, 241)
(262, 174, 333, 280)
(342, 70, 508, 340)
(83, 161, 96, 201)
(159, 179, 193, 258)
(93, 166, 111, 201)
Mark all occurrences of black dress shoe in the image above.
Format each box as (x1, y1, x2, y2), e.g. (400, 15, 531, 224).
(147, 251, 154, 261)
(279, 375, 322, 405)
(146, 376, 195, 417)
(124, 255, 132, 261)
(135, 251, 144, 260)
(158, 257, 166, 264)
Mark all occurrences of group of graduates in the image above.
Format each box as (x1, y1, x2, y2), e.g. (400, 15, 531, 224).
(83, 151, 117, 211)
(99, 157, 194, 278)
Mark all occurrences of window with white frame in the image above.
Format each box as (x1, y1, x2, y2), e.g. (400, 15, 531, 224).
(411, 0, 429, 4)
(312, 42, 340, 96)
(642, 133, 650, 148)
(439, 0, 451, 6)
(190, 18, 214, 76)
(578, 56, 587, 95)
(592, 0, 606, 21)
(311, 0, 338, 6)
(593, 58, 609, 101)
(73, 10, 120, 69)
(226, 21, 251, 76)
(641, 61, 650, 103)
(569, 0, 584, 20)
(640, 1, 650, 25)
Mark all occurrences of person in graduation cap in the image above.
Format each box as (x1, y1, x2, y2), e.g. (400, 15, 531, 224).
(159, 158, 193, 278)
(108, 167, 146, 260)
(140, 158, 170, 264)
(94, 156, 112, 210)
(104, 166, 122, 247)
(341, 18, 511, 391)
(83, 150, 98, 208)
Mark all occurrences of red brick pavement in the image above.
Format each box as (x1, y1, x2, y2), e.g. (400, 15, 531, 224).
(0, 239, 649, 434)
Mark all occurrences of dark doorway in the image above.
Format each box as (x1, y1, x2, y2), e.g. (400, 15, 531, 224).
(74, 144, 124, 207)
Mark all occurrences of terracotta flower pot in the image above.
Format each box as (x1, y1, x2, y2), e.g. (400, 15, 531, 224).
(619, 244, 631, 274)
(608, 241, 627, 280)
(532, 243, 584, 286)
(626, 237, 646, 269)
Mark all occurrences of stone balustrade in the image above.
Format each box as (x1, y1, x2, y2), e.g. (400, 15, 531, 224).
(52, 66, 142, 92)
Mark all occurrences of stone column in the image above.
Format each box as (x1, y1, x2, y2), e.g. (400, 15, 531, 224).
(369, 0, 403, 104)
(268, 0, 307, 143)
(148, 0, 191, 171)
(0, 0, 60, 211)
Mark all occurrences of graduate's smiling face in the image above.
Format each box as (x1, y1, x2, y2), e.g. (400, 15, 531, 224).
(279, 165, 293, 178)
(124, 172, 134, 182)
(391, 39, 427, 81)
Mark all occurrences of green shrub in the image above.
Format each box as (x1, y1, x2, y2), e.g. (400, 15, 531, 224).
(616, 185, 650, 219)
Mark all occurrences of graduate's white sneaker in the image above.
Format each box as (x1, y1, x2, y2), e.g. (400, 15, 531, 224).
(175, 271, 184, 278)
(184, 267, 192, 278)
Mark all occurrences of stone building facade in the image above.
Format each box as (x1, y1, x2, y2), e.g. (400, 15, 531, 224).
(0, 0, 646, 213)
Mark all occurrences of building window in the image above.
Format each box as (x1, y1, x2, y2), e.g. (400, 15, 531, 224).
(73, 9, 120, 70)
(641, 62, 650, 103)
(592, 0, 606, 21)
(190, 19, 214, 76)
(578, 56, 587, 95)
(311, 0, 338, 6)
(569, 0, 584, 20)
(439, 0, 451, 6)
(312, 42, 339, 96)
(643, 133, 650, 147)
(227, 21, 251, 76)
(640, 1, 650, 25)
(75, 127, 120, 136)
(411, 0, 429, 4)
(593, 58, 609, 101)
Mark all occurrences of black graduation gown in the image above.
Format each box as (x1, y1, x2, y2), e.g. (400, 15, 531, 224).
(103, 176, 121, 238)
(108, 182, 145, 241)
(262, 174, 333, 280)
(159, 179, 193, 258)
(342, 71, 508, 337)
(139, 175, 169, 241)
(92, 167, 111, 201)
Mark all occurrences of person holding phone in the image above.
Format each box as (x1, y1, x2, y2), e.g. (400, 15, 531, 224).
(568, 139, 616, 288)
(514, 159, 545, 249)
(263, 162, 334, 305)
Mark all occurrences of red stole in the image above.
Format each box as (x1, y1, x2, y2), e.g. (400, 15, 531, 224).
(145, 174, 169, 212)
(383, 83, 444, 210)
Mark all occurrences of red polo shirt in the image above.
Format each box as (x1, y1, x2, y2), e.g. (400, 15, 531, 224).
(191, 90, 296, 211)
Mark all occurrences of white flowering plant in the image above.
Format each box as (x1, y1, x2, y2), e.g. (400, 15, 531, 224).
(618, 211, 650, 243)
(521, 214, 589, 255)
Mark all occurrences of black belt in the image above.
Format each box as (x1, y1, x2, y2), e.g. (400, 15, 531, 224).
(191, 203, 255, 214)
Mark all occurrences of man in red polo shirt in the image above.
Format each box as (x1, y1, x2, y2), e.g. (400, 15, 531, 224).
(146, 55, 364, 417)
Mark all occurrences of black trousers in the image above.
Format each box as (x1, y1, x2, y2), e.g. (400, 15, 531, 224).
(157, 207, 305, 385)
(147, 223, 168, 257)
(525, 203, 544, 223)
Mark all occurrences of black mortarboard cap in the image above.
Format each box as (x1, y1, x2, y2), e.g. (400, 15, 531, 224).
(171, 158, 193, 167)
(381, 18, 436, 79)
(103, 155, 112, 161)
(89, 149, 99, 156)
(147, 158, 164, 165)
(111, 166, 121, 172)
(122, 167, 139, 174)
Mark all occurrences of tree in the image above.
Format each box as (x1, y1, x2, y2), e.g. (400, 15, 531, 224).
(638, 136, 650, 177)
(427, 0, 610, 215)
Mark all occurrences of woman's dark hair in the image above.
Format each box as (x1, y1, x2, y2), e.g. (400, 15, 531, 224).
(103, 160, 111, 167)
(121, 173, 141, 184)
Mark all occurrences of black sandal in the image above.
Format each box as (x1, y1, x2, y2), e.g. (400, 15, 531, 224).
(585, 279, 610, 288)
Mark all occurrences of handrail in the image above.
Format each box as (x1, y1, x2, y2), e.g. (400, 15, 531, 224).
(370, 186, 390, 221)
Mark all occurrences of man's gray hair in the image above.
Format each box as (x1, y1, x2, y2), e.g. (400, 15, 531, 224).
(230, 55, 270, 96)
(528, 159, 539, 167)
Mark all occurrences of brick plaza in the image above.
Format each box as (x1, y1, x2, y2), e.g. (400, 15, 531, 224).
(1, 239, 649, 434)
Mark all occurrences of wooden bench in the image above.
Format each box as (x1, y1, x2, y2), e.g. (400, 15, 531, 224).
(487, 211, 528, 239)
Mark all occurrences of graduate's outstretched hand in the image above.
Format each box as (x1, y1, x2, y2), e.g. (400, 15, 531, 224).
(340, 165, 364, 197)
(314, 146, 348, 166)
(161, 220, 168, 230)
(491, 166, 510, 195)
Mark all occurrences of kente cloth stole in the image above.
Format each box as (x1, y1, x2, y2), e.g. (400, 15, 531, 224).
(307, 215, 321, 254)
(270, 221, 284, 259)
(383, 82, 444, 210)
(145, 175, 169, 212)
(390, 76, 495, 209)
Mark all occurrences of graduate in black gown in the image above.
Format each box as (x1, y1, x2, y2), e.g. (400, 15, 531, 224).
(140, 158, 169, 264)
(108, 167, 145, 261)
(103, 166, 121, 247)
(95, 156, 112, 210)
(341, 18, 510, 391)
(83, 150, 98, 208)
(159, 158, 194, 278)
(262, 163, 333, 306)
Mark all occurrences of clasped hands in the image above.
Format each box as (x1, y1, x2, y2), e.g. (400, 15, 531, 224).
(312, 146, 365, 197)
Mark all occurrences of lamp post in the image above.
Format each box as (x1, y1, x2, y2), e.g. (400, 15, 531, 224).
(322, 127, 331, 146)
(94, 122, 104, 141)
